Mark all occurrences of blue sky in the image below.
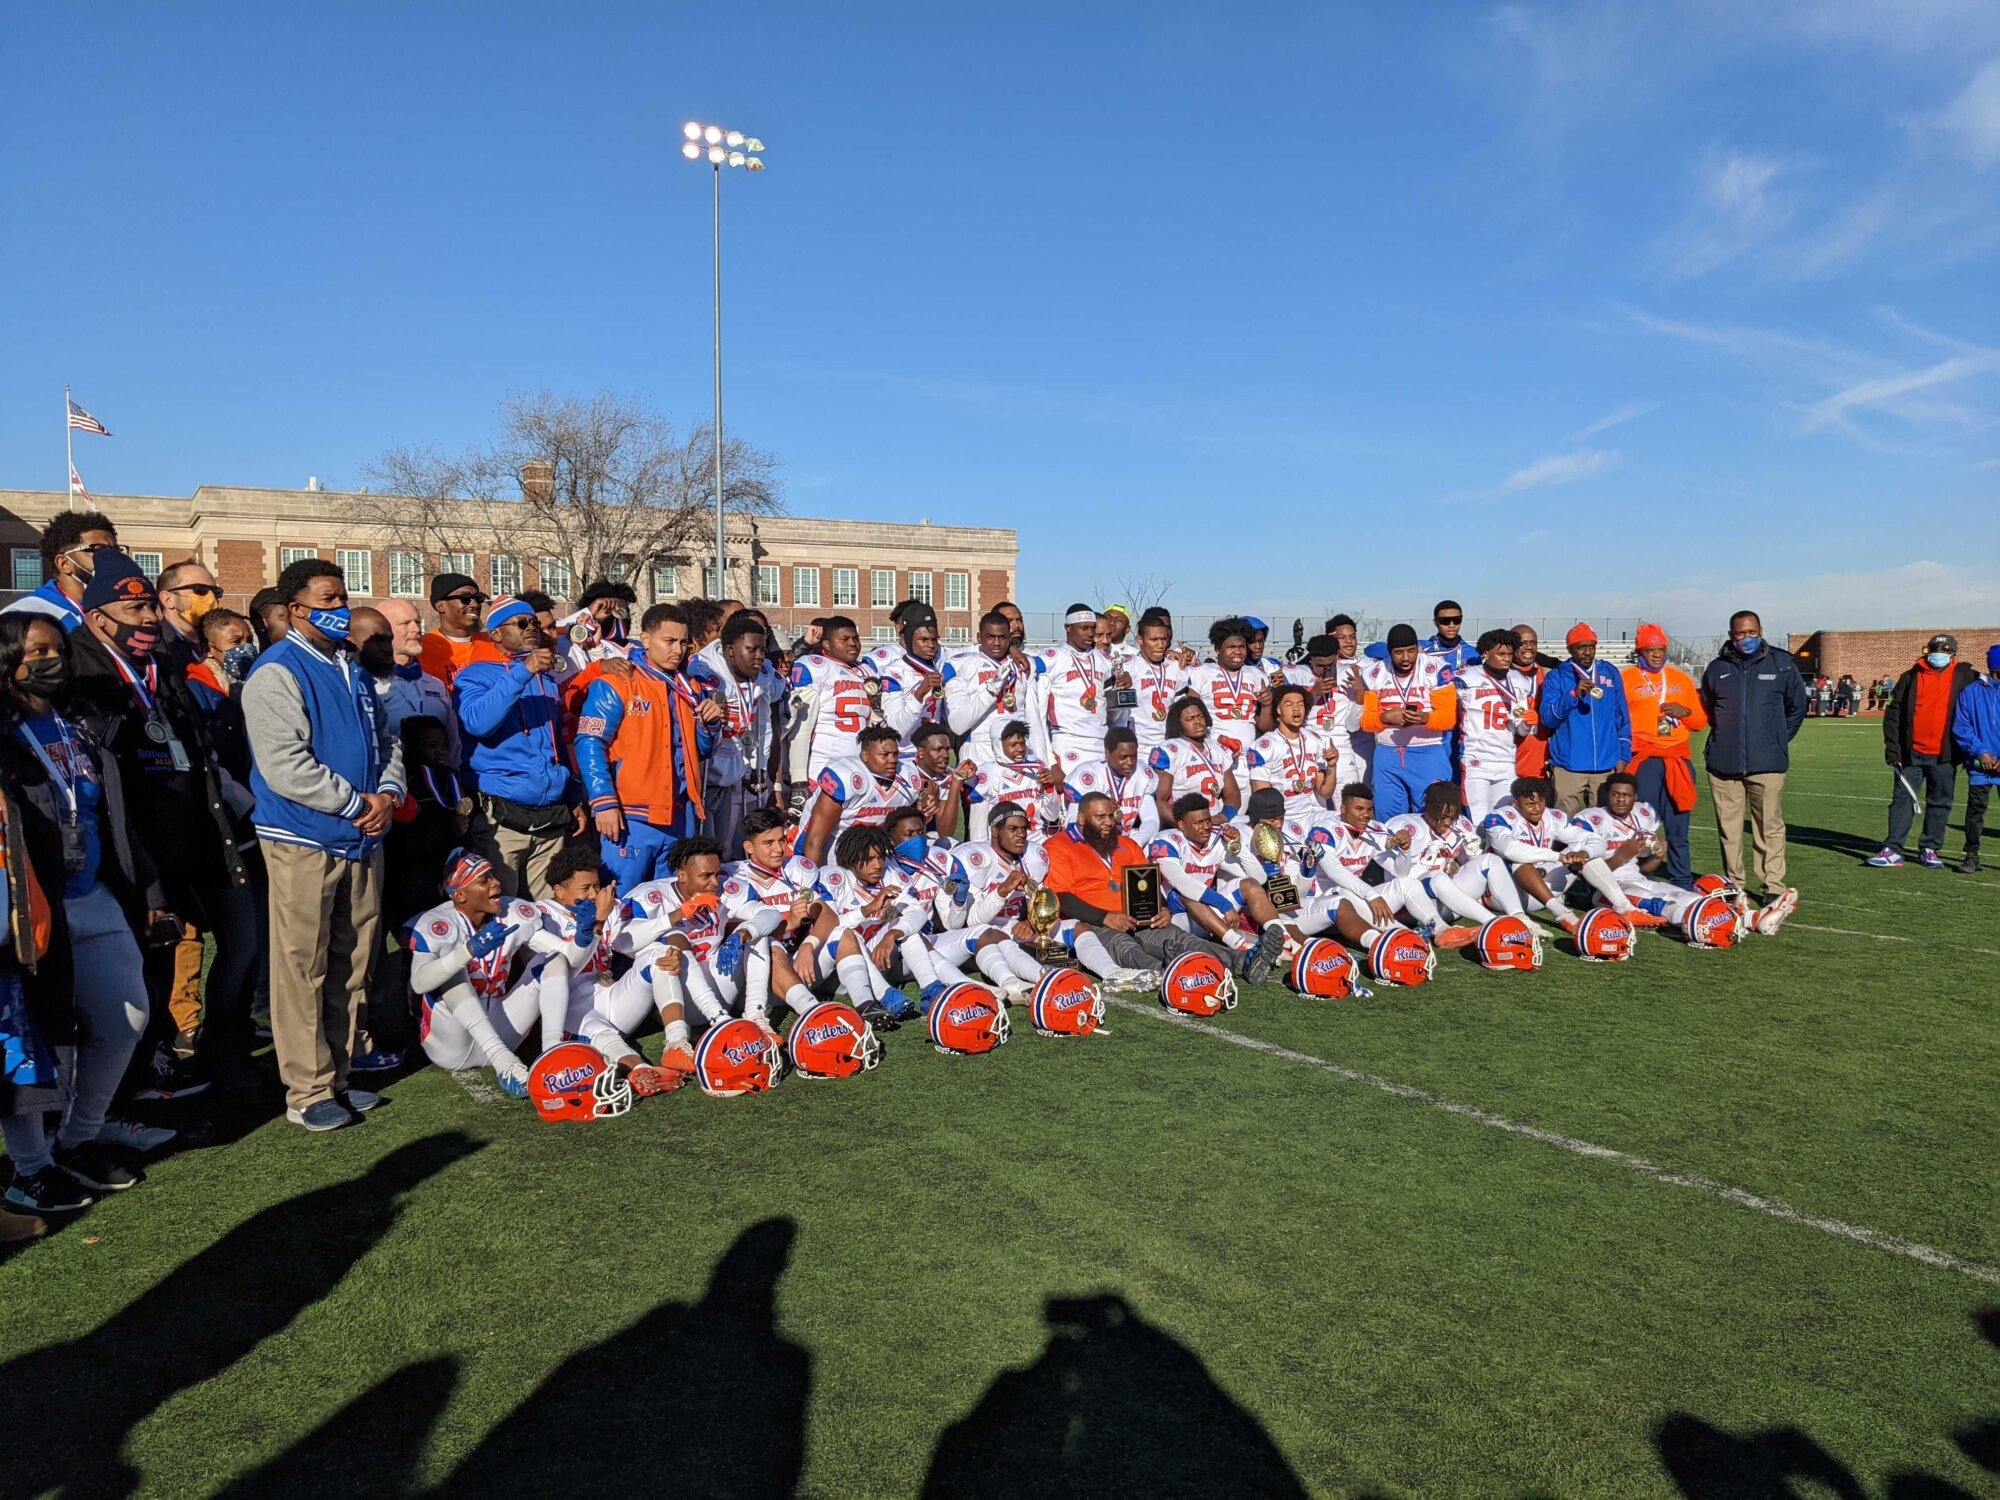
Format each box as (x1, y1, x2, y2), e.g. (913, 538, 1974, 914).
(4, 1, 1997, 639)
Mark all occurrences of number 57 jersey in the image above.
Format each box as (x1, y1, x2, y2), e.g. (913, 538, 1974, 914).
(785, 652, 877, 780)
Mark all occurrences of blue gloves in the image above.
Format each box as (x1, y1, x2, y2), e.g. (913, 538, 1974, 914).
(714, 932, 744, 977)
(467, 920, 509, 960)
(570, 899, 599, 945)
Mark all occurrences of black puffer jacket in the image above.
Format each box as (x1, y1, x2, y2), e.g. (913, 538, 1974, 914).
(1700, 642, 1807, 778)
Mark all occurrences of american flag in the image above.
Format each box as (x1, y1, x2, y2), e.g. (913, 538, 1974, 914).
(67, 399, 111, 437)
(69, 463, 93, 503)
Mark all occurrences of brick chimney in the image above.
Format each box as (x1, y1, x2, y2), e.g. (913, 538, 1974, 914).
(520, 459, 556, 506)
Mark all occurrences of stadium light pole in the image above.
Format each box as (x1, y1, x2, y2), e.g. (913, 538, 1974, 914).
(680, 122, 765, 598)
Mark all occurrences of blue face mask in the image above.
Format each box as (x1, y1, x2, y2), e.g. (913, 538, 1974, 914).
(307, 606, 351, 642)
(1735, 635, 1762, 655)
(1926, 651, 1952, 670)
(894, 834, 929, 863)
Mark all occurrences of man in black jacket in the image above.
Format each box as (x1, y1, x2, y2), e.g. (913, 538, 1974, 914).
(1699, 610, 1806, 922)
(1866, 634, 1978, 870)
(66, 553, 258, 1098)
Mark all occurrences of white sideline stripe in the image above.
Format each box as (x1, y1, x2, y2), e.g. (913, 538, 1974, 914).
(1791, 922, 2000, 957)
(450, 1069, 501, 1104)
(1104, 997, 2000, 1286)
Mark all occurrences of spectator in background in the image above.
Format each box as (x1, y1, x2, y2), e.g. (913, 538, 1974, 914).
(242, 559, 405, 1133)
(1867, 633, 1977, 871)
(3, 510, 119, 632)
(1622, 623, 1707, 888)
(1537, 622, 1630, 814)
(1836, 673, 1858, 716)
(418, 573, 487, 687)
(375, 597, 458, 763)
(1873, 674, 1895, 711)
(66, 553, 257, 1098)
(187, 608, 257, 785)
(0, 614, 159, 1199)
(248, 586, 289, 649)
(153, 559, 222, 677)
(1951, 645, 2000, 874)
(1700, 610, 1804, 922)
(452, 596, 578, 898)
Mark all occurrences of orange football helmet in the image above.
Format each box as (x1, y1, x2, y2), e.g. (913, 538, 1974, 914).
(1574, 907, 1634, 962)
(928, 983, 1010, 1054)
(1681, 893, 1740, 949)
(694, 1018, 784, 1095)
(1475, 914, 1543, 971)
(1367, 926, 1434, 987)
(785, 1001, 881, 1079)
(1159, 950, 1238, 1016)
(1288, 938, 1358, 999)
(527, 1042, 633, 1122)
(1029, 968, 1103, 1037)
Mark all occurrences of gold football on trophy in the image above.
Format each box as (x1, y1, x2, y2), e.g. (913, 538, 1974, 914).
(1250, 822, 1286, 864)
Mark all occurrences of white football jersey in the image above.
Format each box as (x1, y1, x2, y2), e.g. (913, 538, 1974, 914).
(719, 856, 818, 926)
(1243, 727, 1335, 824)
(1312, 817, 1397, 894)
(1454, 664, 1529, 778)
(1568, 803, 1663, 860)
(873, 647, 950, 743)
(1255, 659, 1316, 689)
(785, 652, 879, 779)
(1065, 757, 1161, 841)
(1116, 654, 1191, 750)
(1148, 737, 1234, 817)
(943, 649, 1031, 764)
(814, 866, 901, 944)
(1480, 800, 1578, 861)
(1032, 645, 1112, 754)
(1145, 827, 1233, 900)
(406, 897, 543, 1002)
(1360, 656, 1454, 752)
(1381, 812, 1483, 879)
(611, 877, 724, 963)
(942, 839, 1032, 930)
(691, 642, 775, 787)
(966, 757, 1061, 822)
(1185, 662, 1269, 763)
(793, 757, 911, 856)
(531, 897, 614, 981)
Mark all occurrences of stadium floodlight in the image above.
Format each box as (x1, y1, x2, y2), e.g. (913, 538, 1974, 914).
(677, 121, 769, 595)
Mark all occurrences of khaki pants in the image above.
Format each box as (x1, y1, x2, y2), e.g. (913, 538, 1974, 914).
(264, 840, 382, 1112)
(470, 799, 565, 900)
(167, 925, 205, 1037)
(1550, 767, 1610, 816)
(1709, 773, 1788, 893)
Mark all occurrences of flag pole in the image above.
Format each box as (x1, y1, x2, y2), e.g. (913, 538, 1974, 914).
(64, 383, 75, 512)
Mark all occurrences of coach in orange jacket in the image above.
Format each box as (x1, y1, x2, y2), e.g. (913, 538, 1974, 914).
(1622, 622, 1707, 887)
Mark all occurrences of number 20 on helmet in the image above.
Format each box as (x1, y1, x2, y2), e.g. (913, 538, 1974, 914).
(1574, 908, 1634, 962)
(527, 1042, 634, 1122)
(1030, 968, 1104, 1037)
(786, 1001, 882, 1079)
(1159, 950, 1237, 1016)
(1288, 938, 1358, 999)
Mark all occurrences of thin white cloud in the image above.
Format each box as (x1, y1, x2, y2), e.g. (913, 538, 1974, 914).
(1660, 149, 1799, 278)
(1565, 560, 2000, 639)
(1500, 448, 1622, 493)
(1567, 400, 1659, 442)
(1931, 56, 2000, 170)
(1801, 351, 2000, 430)
(1972, 457, 2000, 470)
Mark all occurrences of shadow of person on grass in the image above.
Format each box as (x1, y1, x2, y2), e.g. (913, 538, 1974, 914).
(435, 1216, 809, 1500)
(214, 1357, 460, 1500)
(921, 1293, 1307, 1500)
(0, 1131, 482, 1500)
(1782, 822, 1890, 859)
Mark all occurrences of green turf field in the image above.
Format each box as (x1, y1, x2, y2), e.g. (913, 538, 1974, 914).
(2, 720, 1993, 1498)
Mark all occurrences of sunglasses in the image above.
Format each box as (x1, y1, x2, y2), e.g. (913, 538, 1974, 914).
(1434, 615, 1463, 626)
(65, 543, 124, 558)
(442, 592, 488, 606)
(175, 583, 221, 598)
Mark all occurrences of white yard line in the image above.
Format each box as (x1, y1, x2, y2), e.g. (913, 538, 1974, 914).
(450, 1069, 501, 1103)
(1104, 997, 2000, 1286)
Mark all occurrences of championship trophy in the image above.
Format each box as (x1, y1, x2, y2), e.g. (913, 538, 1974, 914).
(1025, 881, 1071, 966)
(1250, 824, 1299, 912)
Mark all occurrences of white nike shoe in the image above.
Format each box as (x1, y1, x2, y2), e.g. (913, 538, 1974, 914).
(1754, 886, 1800, 935)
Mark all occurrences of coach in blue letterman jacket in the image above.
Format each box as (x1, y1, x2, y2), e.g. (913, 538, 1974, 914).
(243, 558, 406, 1133)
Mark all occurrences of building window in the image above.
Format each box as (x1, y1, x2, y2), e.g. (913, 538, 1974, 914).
(833, 568, 859, 608)
(489, 554, 520, 597)
(944, 625, 972, 644)
(871, 568, 895, 608)
(335, 548, 373, 596)
(390, 552, 426, 598)
(871, 625, 893, 642)
(703, 562, 724, 596)
(793, 567, 821, 607)
(10, 548, 40, 592)
(754, 564, 780, 606)
(130, 551, 164, 582)
(606, 555, 632, 585)
(653, 562, 679, 599)
(439, 551, 474, 579)
(908, 571, 933, 605)
(944, 571, 969, 611)
(539, 556, 572, 599)
(279, 546, 317, 570)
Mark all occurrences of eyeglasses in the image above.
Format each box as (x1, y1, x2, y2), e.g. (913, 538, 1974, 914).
(64, 543, 124, 558)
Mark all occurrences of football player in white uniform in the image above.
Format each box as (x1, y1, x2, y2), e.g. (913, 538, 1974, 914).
(965, 720, 1065, 841)
(1030, 603, 1126, 774)
(794, 725, 912, 865)
(1115, 607, 1191, 752)
(896, 723, 969, 841)
(874, 603, 951, 745)
(782, 614, 878, 795)
(1147, 794, 1288, 983)
(1283, 784, 1453, 951)
(691, 611, 779, 859)
(1246, 617, 1315, 689)
(1067, 727, 1162, 843)
(1568, 774, 1732, 927)
(408, 850, 553, 1098)
(1301, 633, 1367, 791)
(717, 807, 840, 1024)
(1381, 782, 1522, 942)
(1479, 777, 1647, 935)
(1185, 616, 1271, 768)
(1245, 684, 1342, 825)
(1455, 630, 1534, 824)
(945, 610, 1035, 766)
(818, 824, 978, 1021)
(1149, 697, 1241, 827)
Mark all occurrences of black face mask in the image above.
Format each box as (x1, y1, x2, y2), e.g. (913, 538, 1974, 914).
(21, 657, 69, 698)
(357, 636, 396, 677)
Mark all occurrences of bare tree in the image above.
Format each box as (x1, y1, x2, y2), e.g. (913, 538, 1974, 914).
(1102, 572, 1173, 618)
(352, 390, 782, 601)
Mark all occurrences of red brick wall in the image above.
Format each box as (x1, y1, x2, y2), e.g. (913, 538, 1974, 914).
(1790, 627, 2000, 685)
(211, 540, 267, 604)
(978, 568, 1011, 614)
